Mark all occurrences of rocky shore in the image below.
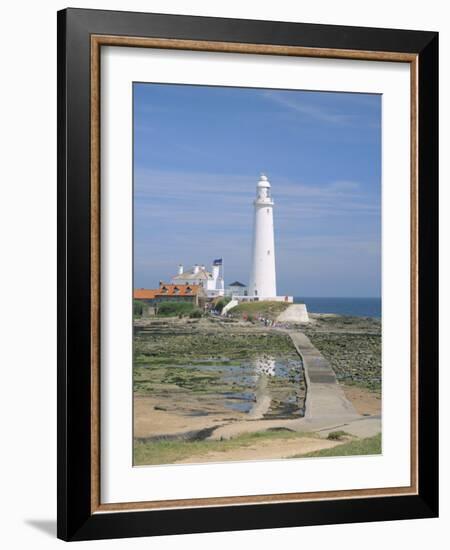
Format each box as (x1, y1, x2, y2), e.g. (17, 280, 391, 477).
(133, 313, 381, 465)
(303, 313, 381, 393)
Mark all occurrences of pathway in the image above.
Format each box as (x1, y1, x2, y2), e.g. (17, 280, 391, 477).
(289, 331, 358, 422)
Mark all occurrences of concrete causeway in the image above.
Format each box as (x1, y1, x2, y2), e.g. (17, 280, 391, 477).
(288, 331, 358, 422)
(277, 304, 309, 323)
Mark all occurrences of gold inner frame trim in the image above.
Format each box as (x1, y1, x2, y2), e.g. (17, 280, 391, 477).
(90, 34, 419, 514)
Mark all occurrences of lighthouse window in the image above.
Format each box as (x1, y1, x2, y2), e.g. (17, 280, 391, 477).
(267, 208, 270, 214)
(267, 250, 270, 255)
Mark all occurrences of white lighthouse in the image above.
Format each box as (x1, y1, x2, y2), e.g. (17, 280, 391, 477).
(248, 174, 277, 299)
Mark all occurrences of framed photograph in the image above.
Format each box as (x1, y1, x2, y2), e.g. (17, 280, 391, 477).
(57, 8, 438, 541)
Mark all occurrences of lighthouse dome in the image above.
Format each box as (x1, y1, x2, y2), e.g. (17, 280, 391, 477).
(257, 173, 271, 188)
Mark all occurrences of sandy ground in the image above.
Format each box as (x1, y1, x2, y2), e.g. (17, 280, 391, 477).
(134, 388, 381, 441)
(134, 395, 245, 438)
(177, 437, 340, 464)
(341, 385, 381, 416)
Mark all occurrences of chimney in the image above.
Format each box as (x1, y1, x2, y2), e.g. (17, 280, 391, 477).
(193, 264, 199, 274)
(178, 264, 183, 275)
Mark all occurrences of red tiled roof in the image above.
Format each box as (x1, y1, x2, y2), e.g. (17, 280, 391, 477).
(134, 284, 202, 299)
(134, 289, 158, 299)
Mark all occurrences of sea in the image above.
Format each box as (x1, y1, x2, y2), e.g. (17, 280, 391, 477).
(293, 297, 381, 319)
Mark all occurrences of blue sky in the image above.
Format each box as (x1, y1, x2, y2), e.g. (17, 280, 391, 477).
(134, 83, 381, 297)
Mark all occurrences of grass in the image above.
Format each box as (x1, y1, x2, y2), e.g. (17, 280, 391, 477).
(156, 301, 197, 317)
(133, 299, 146, 318)
(295, 433, 381, 458)
(134, 430, 381, 465)
(134, 429, 315, 465)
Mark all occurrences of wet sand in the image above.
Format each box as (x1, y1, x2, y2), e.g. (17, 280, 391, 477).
(341, 384, 381, 416)
(134, 395, 245, 439)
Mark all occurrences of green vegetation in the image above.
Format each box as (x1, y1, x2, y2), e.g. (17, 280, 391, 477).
(134, 430, 381, 465)
(229, 301, 290, 320)
(327, 430, 350, 441)
(189, 308, 203, 318)
(134, 429, 315, 465)
(156, 301, 196, 317)
(133, 300, 146, 318)
(297, 433, 381, 458)
(134, 364, 243, 395)
(134, 331, 297, 364)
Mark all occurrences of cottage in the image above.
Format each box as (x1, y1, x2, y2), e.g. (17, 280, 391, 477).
(134, 282, 205, 307)
(171, 260, 224, 298)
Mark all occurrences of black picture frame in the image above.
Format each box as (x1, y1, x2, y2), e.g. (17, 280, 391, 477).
(57, 7, 438, 541)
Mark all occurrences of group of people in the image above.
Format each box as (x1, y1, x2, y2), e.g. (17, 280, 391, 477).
(257, 316, 275, 327)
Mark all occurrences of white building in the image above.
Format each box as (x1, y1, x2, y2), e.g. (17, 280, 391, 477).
(171, 261, 224, 297)
(246, 174, 293, 303)
(225, 281, 248, 297)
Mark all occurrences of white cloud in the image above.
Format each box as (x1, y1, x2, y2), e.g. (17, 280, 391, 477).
(262, 91, 355, 125)
(133, 168, 380, 291)
(133, 169, 380, 237)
